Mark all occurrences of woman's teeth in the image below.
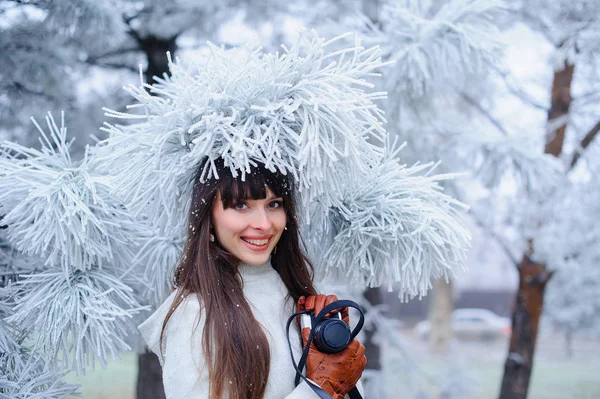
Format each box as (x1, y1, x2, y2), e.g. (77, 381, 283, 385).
(241, 238, 269, 246)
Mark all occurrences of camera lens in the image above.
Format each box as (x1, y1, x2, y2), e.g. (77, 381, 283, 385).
(313, 318, 351, 353)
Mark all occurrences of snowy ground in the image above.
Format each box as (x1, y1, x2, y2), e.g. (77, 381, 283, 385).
(66, 328, 600, 399)
(382, 327, 600, 399)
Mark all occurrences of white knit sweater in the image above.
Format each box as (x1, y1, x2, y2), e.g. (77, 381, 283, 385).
(138, 259, 362, 399)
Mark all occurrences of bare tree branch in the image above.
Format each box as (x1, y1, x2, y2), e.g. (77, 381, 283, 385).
(86, 47, 140, 63)
(573, 90, 600, 102)
(10, 81, 58, 102)
(460, 92, 510, 136)
(469, 210, 520, 268)
(122, 14, 144, 45)
(570, 120, 600, 169)
(85, 60, 138, 72)
(490, 64, 548, 111)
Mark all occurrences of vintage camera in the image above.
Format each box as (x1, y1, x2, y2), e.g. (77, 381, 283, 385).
(300, 300, 364, 354)
(287, 299, 365, 399)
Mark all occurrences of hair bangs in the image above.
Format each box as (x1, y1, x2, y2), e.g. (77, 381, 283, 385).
(218, 165, 293, 209)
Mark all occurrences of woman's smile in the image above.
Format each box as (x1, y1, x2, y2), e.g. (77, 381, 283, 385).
(241, 235, 272, 250)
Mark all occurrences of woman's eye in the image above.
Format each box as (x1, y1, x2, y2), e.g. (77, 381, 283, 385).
(268, 200, 283, 209)
(233, 202, 248, 210)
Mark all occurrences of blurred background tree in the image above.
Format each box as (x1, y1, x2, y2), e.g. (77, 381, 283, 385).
(1, 1, 599, 399)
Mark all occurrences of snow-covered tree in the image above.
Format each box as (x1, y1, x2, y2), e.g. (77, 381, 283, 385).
(4, 2, 597, 399)
(312, 0, 599, 397)
(536, 142, 600, 355)
(0, 30, 473, 398)
(0, 114, 149, 395)
(0, 0, 284, 154)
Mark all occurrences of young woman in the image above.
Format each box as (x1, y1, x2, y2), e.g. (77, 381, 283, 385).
(138, 159, 366, 399)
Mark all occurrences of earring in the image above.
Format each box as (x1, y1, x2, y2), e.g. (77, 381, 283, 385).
(210, 233, 215, 242)
(284, 226, 288, 231)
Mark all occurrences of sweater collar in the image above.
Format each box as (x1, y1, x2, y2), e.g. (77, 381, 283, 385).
(238, 257, 275, 282)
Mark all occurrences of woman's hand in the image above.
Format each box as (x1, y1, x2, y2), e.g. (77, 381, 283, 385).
(297, 294, 349, 323)
(296, 295, 365, 399)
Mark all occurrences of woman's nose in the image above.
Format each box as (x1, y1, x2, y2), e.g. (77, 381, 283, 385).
(250, 208, 271, 230)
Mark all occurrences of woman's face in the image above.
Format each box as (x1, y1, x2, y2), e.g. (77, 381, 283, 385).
(211, 186, 286, 265)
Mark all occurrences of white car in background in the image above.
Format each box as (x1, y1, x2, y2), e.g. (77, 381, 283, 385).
(414, 308, 512, 340)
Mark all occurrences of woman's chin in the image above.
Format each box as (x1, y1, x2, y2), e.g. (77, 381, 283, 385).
(236, 248, 272, 265)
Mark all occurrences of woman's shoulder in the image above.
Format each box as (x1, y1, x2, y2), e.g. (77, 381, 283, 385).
(137, 290, 205, 365)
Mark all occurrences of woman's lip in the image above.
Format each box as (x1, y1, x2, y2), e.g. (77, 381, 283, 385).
(241, 235, 273, 239)
(240, 237, 271, 251)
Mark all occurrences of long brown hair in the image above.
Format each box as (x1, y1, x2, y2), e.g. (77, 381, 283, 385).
(161, 159, 317, 399)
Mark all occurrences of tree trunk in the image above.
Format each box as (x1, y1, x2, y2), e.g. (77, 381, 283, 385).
(499, 256, 553, 399)
(428, 277, 454, 355)
(498, 59, 574, 399)
(363, 286, 381, 370)
(135, 35, 177, 399)
(137, 350, 166, 399)
(139, 36, 177, 85)
(564, 329, 573, 359)
(362, 286, 385, 398)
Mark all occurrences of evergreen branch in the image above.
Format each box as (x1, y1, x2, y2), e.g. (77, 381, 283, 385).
(7, 268, 148, 374)
(306, 142, 471, 300)
(0, 113, 145, 274)
(570, 120, 600, 169)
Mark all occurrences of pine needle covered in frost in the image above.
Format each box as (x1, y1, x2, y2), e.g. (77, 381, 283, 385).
(129, 231, 184, 307)
(6, 268, 147, 374)
(0, 113, 144, 275)
(97, 31, 388, 235)
(0, 348, 80, 398)
(1, 276, 80, 397)
(363, 0, 506, 98)
(307, 142, 471, 300)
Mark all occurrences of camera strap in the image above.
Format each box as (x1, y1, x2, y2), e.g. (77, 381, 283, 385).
(285, 300, 364, 399)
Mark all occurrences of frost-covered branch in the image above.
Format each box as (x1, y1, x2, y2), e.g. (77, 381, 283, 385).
(469, 209, 519, 267)
(306, 142, 471, 300)
(570, 120, 600, 169)
(0, 113, 144, 275)
(7, 268, 147, 374)
(0, 113, 151, 374)
(454, 133, 564, 196)
(363, 0, 506, 99)
(97, 32, 388, 237)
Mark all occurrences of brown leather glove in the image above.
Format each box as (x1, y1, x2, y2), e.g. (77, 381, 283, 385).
(297, 294, 350, 324)
(297, 295, 366, 399)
